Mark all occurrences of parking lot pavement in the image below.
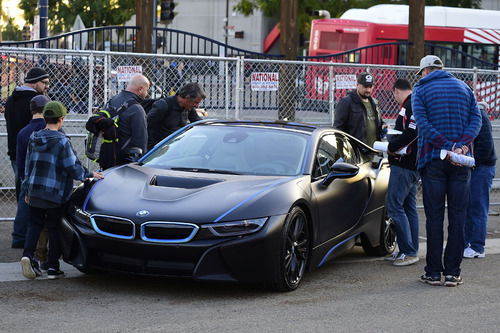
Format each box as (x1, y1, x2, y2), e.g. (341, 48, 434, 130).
(1, 216, 500, 282)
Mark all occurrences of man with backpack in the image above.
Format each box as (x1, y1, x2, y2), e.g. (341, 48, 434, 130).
(86, 74, 150, 170)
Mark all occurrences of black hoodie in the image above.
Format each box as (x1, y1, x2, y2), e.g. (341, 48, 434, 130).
(5, 87, 40, 161)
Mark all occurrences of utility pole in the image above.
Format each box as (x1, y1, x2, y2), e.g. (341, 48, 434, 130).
(39, 0, 48, 47)
(408, 0, 425, 66)
(278, 0, 298, 120)
(136, 0, 154, 53)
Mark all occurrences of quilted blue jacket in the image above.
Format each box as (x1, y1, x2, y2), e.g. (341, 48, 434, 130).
(412, 70, 482, 170)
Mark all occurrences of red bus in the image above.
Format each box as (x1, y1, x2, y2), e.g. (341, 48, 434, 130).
(309, 4, 500, 67)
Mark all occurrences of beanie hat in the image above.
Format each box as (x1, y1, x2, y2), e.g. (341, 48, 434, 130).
(30, 95, 51, 113)
(43, 101, 67, 118)
(25, 67, 49, 83)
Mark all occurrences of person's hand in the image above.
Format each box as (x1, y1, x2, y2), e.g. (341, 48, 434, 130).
(92, 171, 104, 179)
(195, 108, 208, 117)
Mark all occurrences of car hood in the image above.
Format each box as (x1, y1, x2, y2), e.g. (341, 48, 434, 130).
(82, 164, 305, 223)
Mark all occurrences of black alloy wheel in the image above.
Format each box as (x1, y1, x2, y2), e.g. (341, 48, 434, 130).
(273, 206, 310, 291)
(362, 208, 396, 256)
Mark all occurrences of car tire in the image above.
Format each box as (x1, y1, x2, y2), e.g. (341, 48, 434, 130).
(272, 206, 310, 292)
(361, 208, 396, 256)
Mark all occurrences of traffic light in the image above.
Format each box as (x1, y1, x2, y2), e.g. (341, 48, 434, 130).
(160, 0, 176, 24)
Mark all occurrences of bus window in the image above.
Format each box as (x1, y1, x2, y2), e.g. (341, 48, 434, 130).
(319, 31, 359, 51)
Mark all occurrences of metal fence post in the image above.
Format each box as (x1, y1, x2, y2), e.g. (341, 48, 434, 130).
(328, 64, 335, 126)
(103, 54, 110, 110)
(473, 66, 478, 97)
(225, 60, 230, 119)
(88, 54, 94, 117)
(235, 56, 243, 120)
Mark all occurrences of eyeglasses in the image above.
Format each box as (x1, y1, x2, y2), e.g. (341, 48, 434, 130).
(40, 80, 49, 85)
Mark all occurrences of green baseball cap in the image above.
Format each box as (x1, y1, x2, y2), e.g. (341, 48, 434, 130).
(43, 101, 67, 118)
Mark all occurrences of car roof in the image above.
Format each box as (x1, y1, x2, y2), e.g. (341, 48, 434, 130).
(197, 119, 322, 134)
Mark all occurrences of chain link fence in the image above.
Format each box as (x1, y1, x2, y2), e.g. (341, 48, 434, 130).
(1, 47, 500, 220)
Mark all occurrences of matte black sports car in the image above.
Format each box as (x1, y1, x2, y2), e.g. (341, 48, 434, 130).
(62, 120, 395, 291)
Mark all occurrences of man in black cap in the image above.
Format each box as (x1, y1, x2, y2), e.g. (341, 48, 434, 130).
(11, 95, 51, 249)
(4, 67, 50, 203)
(334, 72, 385, 146)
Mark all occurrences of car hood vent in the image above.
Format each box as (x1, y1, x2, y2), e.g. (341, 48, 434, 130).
(151, 175, 222, 189)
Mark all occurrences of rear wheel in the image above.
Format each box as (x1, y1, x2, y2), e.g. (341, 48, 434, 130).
(362, 208, 396, 256)
(272, 206, 310, 291)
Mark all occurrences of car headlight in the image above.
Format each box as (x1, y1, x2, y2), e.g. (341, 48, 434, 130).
(202, 217, 268, 237)
(74, 208, 92, 227)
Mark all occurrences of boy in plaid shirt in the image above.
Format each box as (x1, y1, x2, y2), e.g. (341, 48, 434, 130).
(20, 101, 103, 280)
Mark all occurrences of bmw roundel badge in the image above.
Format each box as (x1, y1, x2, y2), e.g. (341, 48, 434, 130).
(136, 210, 150, 217)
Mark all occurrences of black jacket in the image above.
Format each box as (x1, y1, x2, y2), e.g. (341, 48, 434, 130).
(86, 90, 147, 169)
(5, 87, 40, 161)
(146, 95, 201, 149)
(387, 94, 418, 171)
(333, 90, 383, 144)
(473, 108, 497, 167)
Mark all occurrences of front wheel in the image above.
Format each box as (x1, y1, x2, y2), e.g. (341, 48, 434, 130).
(361, 208, 396, 256)
(271, 206, 310, 291)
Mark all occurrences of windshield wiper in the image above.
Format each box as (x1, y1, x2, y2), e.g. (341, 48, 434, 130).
(169, 167, 242, 175)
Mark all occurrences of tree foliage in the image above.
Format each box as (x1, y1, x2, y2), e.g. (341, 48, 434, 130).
(19, 0, 136, 34)
(2, 17, 22, 41)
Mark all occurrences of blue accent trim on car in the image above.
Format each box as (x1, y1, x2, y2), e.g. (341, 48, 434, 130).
(140, 221, 199, 243)
(318, 233, 360, 267)
(213, 177, 292, 223)
(90, 214, 135, 240)
(82, 164, 128, 211)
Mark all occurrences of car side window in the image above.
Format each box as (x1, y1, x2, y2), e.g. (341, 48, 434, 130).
(336, 134, 360, 165)
(313, 135, 342, 178)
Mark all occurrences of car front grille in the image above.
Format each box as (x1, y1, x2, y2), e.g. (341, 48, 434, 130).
(90, 215, 135, 240)
(141, 222, 199, 243)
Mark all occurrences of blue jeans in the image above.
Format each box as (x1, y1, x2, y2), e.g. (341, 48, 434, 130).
(22, 205, 63, 270)
(386, 165, 420, 256)
(465, 165, 495, 254)
(11, 186, 30, 247)
(420, 159, 470, 277)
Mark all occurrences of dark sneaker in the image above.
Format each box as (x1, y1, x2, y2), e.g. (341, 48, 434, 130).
(444, 275, 463, 287)
(21, 257, 42, 279)
(47, 268, 65, 280)
(38, 261, 49, 272)
(420, 274, 442, 286)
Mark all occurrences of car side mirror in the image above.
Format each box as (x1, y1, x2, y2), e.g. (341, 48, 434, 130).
(320, 162, 359, 187)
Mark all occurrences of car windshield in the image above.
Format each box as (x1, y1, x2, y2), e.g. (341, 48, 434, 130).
(141, 125, 310, 176)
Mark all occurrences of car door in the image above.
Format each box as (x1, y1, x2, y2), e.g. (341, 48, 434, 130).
(311, 133, 371, 243)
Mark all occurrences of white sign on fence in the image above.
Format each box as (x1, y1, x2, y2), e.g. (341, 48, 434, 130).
(251, 72, 279, 91)
(116, 65, 143, 83)
(335, 74, 357, 89)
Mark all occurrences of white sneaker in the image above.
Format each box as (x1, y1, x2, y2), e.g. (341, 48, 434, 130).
(463, 247, 485, 258)
(384, 251, 400, 261)
(393, 253, 419, 266)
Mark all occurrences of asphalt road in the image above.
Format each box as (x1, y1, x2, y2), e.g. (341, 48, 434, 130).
(1, 216, 500, 332)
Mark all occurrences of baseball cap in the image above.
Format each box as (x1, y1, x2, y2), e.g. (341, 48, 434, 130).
(30, 95, 51, 113)
(25, 67, 49, 84)
(357, 73, 374, 87)
(43, 101, 67, 118)
(417, 55, 444, 75)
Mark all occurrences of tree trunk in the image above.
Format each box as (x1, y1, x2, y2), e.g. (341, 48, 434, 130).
(135, 0, 153, 54)
(408, 0, 425, 66)
(278, 0, 298, 120)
